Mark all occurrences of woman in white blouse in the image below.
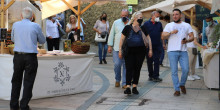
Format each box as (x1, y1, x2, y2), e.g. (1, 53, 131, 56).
(66, 15, 77, 43)
(46, 15, 60, 51)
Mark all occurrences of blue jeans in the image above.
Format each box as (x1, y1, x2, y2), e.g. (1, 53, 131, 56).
(113, 50, 126, 86)
(98, 42, 108, 61)
(168, 51, 189, 91)
(160, 45, 165, 65)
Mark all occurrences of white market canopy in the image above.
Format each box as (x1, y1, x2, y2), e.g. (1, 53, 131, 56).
(174, 0, 220, 15)
(210, 0, 220, 14)
(140, 0, 195, 15)
(139, 0, 220, 25)
(41, 0, 126, 19)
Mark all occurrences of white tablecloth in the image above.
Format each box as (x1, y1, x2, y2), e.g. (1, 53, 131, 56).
(0, 53, 95, 100)
(203, 53, 219, 88)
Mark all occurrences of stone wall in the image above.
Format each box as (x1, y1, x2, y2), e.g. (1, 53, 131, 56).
(65, 2, 127, 44)
(65, 0, 165, 43)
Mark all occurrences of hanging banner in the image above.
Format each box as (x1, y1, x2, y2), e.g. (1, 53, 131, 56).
(126, 0, 138, 5)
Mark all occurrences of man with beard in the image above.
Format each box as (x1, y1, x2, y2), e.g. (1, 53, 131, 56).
(162, 9, 194, 96)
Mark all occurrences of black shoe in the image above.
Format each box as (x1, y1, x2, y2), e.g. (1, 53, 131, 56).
(148, 77, 153, 81)
(160, 64, 163, 67)
(152, 78, 162, 82)
(10, 108, 19, 110)
(103, 59, 107, 64)
(124, 87, 131, 94)
(99, 61, 102, 64)
(132, 87, 139, 94)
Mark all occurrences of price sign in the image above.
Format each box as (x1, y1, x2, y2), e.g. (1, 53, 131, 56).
(127, 0, 138, 5)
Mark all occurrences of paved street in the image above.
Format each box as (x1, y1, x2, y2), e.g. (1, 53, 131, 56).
(0, 45, 219, 110)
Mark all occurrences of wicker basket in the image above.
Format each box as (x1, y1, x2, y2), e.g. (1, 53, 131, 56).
(71, 42, 90, 54)
(0, 46, 10, 54)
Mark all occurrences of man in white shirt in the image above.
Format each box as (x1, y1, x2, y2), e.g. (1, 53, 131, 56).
(162, 9, 194, 96)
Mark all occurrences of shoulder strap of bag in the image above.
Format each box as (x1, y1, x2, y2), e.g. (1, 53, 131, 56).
(106, 22, 108, 33)
(139, 27, 149, 48)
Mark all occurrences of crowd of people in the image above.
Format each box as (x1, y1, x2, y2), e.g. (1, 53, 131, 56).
(106, 9, 218, 96)
(10, 6, 218, 110)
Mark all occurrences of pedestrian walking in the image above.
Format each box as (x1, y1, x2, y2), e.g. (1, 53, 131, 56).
(142, 11, 163, 82)
(162, 9, 194, 96)
(93, 12, 110, 64)
(119, 11, 152, 95)
(107, 9, 129, 89)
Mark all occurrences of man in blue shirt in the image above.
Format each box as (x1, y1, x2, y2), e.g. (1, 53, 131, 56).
(10, 7, 45, 110)
(142, 11, 163, 82)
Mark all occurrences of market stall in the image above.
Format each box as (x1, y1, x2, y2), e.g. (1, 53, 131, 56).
(0, 0, 126, 100)
(0, 52, 95, 100)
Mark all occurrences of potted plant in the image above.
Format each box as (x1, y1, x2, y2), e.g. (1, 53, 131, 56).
(210, 23, 220, 49)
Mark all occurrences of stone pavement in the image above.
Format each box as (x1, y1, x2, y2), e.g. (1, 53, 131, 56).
(0, 45, 219, 110)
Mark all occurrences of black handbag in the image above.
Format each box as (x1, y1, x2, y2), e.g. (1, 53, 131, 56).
(122, 36, 128, 57)
(100, 31, 108, 38)
(192, 48, 197, 55)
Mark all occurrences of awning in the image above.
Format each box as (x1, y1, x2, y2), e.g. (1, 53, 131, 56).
(174, 0, 220, 14)
(41, 0, 126, 19)
(140, 0, 195, 15)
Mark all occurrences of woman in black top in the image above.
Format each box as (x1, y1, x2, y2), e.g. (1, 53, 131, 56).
(119, 11, 152, 95)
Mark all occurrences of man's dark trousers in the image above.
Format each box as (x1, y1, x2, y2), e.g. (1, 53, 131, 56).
(10, 53, 38, 110)
(146, 46, 161, 79)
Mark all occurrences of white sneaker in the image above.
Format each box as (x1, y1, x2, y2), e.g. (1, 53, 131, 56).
(192, 74, 200, 80)
(187, 75, 195, 81)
